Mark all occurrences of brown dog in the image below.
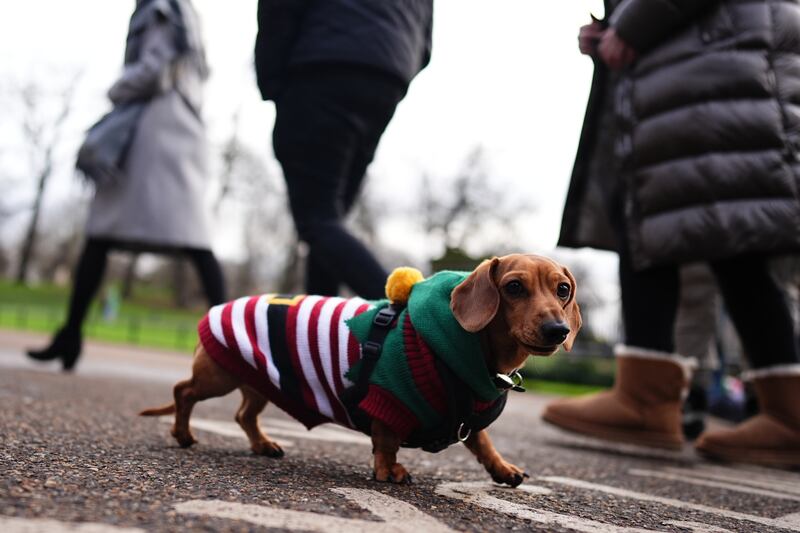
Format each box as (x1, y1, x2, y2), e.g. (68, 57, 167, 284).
(141, 254, 581, 486)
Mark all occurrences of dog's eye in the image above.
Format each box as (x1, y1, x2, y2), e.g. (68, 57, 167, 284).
(504, 280, 524, 297)
(557, 283, 571, 300)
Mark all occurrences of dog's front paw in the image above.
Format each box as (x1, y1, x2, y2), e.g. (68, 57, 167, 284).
(252, 439, 284, 458)
(488, 460, 529, 488)
(373, 463, 412, 484)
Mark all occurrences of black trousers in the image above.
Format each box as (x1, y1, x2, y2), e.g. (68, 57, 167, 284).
(62, 237, 226, 335)
(617, 231, 798, 369)
(272, 66, 407, 299)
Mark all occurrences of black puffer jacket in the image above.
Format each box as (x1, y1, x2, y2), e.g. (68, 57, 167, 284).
(255, 0, 433, 100)
(559, 0, 800, 270)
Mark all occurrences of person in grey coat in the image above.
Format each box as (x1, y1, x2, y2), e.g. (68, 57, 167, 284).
(28, 0, 225, 371)
(255, 0, 433, 299)
(542, 0, 800, 468)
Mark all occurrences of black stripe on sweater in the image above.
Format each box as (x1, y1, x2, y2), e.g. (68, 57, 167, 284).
(267, 301, 304, 407)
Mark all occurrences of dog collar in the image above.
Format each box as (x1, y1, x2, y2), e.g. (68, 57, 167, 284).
(493, 370, 525, 392)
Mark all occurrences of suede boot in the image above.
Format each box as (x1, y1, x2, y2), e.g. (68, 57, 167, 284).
(542, 346, 695, 450)
(695, 367, 800, 468)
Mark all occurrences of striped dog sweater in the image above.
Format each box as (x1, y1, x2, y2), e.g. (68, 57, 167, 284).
(198, 272, 505, 440)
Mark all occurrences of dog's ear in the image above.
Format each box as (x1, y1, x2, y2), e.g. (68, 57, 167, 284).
(561, 266, 582, 351)
(451, 257, 500, 332)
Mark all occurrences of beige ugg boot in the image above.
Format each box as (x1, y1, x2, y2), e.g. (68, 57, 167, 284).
(695, 366, 800, 468)
(542, 346, 696, 450)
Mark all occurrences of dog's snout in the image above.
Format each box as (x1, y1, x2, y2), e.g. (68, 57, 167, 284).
(541, 321, 570, 344)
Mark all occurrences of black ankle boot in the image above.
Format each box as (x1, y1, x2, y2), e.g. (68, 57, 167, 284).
(27, 327, 82, 372)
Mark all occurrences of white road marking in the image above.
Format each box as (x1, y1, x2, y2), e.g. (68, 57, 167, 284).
(540, 476, 800, 531)
(176, 417, 294, 447)
(330, 488, 454, 532)
(661, 521, 734, 533)
(0, 516, 145, 533)
(660, 465, 800, 496)
(159, 415, 372, 446)
(175, 488, 455, 533)
(782, 513, 800, 527)
(629, 468, 800, 502)
(435, 481, 657, 533)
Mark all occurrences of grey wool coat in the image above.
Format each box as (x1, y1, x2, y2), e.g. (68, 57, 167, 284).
(86, 0, 211, 250)
(559, 0, 800, 270)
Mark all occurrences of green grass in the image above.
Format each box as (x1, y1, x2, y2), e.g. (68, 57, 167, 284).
(1, 280, 616, 394)
(0, 279, 202, 352)
(522, 378, 607, 396)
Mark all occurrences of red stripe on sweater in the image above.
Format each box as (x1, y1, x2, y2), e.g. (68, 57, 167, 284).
(285, 296, 318, 413)
(244, 296, 266, 373)
(403, 314, 447, 414)
(220, 302, 238, 354)
(307, 298, 349, 425)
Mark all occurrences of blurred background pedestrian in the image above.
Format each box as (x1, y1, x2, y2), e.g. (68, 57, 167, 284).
(254, 0, 434, 299)
(27, 0, 225, 371)
(544, 0, 800, 468)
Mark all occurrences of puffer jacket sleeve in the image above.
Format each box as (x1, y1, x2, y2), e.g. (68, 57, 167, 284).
(610, 0, 721, 52)
(108, 12, 177, 105)
(254, 0, 311, 101)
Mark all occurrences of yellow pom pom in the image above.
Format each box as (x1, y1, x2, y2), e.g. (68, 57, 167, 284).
(385, 267, 424, 305)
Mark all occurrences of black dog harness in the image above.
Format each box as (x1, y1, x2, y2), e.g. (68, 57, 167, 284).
(341, 304, 521, 453)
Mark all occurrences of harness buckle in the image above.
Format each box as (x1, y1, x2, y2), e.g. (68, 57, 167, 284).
(373, 307, 397, 327)
(362, 341, 382, 358)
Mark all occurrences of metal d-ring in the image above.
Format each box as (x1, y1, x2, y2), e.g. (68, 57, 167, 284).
(510, 370, 526, 392)
(457, 422, 472, 442)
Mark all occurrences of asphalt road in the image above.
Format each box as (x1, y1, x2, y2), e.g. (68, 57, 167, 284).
(2, 328, 799, 533)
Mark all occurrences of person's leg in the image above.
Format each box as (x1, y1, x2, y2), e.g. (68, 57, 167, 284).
(27, 237, 112, 370)
(273, 67, 405, 299)
(542, 215, 693, 449)
(304, 102, 400, 297)
(695, 254, 800, 468)
(710, 254, 798, 369)
(184, 248, 227, 306)
(618, 242, 680, 352)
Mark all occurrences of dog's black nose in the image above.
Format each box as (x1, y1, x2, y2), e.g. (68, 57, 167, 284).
(541, 321, 570, 344)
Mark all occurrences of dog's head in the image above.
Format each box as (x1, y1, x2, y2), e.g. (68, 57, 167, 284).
(450, 254, 582, 358)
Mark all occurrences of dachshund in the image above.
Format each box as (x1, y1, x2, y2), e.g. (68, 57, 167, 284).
(140, 254, 581, 486)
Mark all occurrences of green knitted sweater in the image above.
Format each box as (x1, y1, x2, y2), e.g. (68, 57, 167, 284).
(346, 271, 501, 434)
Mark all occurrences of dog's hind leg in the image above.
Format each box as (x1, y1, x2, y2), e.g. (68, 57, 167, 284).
(172, 345, 238, 448)
(235, 386, 284, 458)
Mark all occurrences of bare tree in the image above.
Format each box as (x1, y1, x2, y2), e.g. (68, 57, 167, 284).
(213, 115, 297, 295)
(14, 77, 79, 284)
(418, 146, 528, 258)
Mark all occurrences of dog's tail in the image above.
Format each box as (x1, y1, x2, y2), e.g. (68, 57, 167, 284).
(139, 403, 176, 416)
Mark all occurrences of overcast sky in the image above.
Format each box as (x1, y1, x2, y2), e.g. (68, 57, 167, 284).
(0, 1, 619, 333)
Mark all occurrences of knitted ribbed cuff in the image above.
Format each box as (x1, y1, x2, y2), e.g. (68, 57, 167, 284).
(615, 344, 698, 383)
(359, 385, 419, 440)
(742, 364, 800, 381)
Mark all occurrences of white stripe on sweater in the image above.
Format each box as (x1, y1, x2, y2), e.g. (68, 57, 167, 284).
(232, 297, 257, 369)
(338, 298, 367, 389)
(295, 296, 333, 419)
(208, 304, 228, 348)
(318, 297, 347, 397)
